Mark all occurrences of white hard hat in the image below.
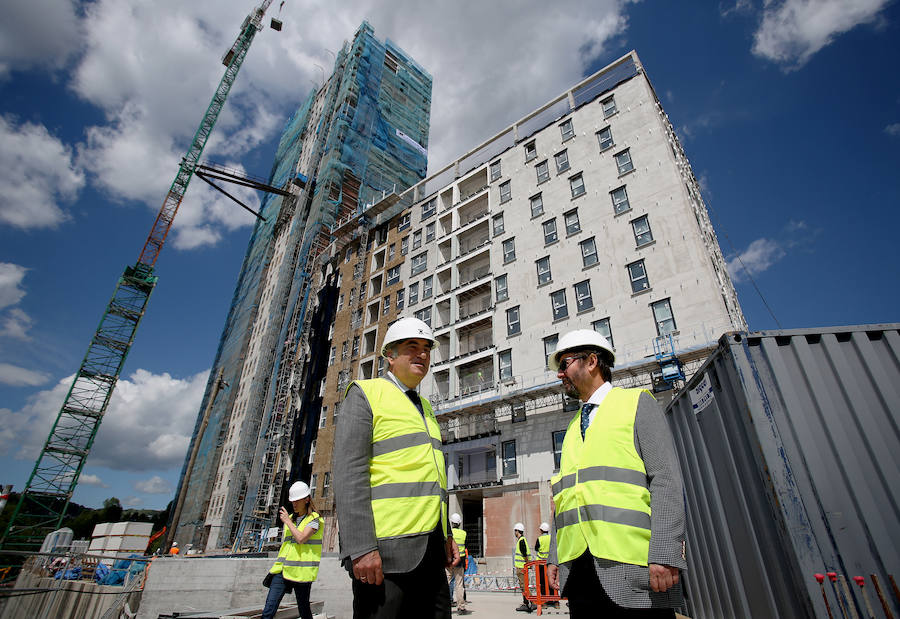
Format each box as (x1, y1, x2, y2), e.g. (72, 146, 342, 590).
(513, 522, 525, 532)
(288, 481, 311, 501)
(172, 541, 178, 546)
(450, 513, 462, 525)
(540, 522, 550, 532)
(548, 329, 615, 371)
(380, 317, 437, 358)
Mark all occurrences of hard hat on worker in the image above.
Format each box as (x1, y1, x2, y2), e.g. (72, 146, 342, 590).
(381, 317, 437, 358)
(513, 522, 525, 532)
(540, 522, 550, 532)
(548, 329, 615, 371)
(450, 513, 462, 525)
(288, 481, 311, 501)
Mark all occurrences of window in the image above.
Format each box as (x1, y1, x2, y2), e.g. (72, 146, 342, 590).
(551, 289, 568, 320)
(387, 266, 400, 286)
(499, 180, 512, 203)
(506, 306, 521, 336)
(388, 243, 395, 261)
(512, 403, 526, 423)
(524, 141, 537, 162)
(652, 298, 677, 335)
(592, 317, 614, 348)
(628, 259, 650, 293)
(490, 160, 502, 181)
(492, 213, 505, 236)
(401, 236, 409, 255)
(337, 294, 344, 312)
(423, 275, 433, 299)
(536, 160, 550, 184)
(426, 222, 435, 243)
(552, 430, 566, 469)
(345, 247, 353, 263)
(611, 186, 630, 214)
(615, 149, 634, 175)
(422, 198, 436, 219)
(536, 256, 552, 285)
(543, 334, 558, 366)
(495, 274, 508, 302)
(564, 209, 580, 235)
(555, 149, 570, 173)
(383, 295, 390, 315)
(413, 230, 422, 250)
(575, 280, 593, 312)
(502, 440, 517, 476)
(414, 306, 431, 327)
(569, 173, 585, 198)
(409, 282, 419, 305)
(530, 193, 544, 218)
(341, 340, 348, 360)
(632, 215, 654, 246)
(502, 238, 516, 263)
(580, 237, 598, 267)
(328, 346, 336, 366)
(322, 472, 331, 498)
(597, 126, 614, 151)
(560, 119, 575, 141)
(398, 213, 411, 232)
(309, 440, 316, 463)
(411, 252, 427, 276)
(542, 219, 558, 245)
(601, 95, 617, 118)
(309, 473, 317, 499)
(352, 336, 360, 357)
(396, 289, 405, 310)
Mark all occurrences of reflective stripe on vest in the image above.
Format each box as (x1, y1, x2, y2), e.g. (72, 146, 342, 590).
(536, 534, 550, 560)
(513, 536, 530, 568)
(269, 511, 324, 582)
(552, 387, 652, 567)
(352, 378, 448, 541)
(452, 527, 467, 558)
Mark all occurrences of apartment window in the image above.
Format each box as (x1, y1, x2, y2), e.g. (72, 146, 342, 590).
(502, 440, 517, 476)
(352, 336, 360, 357)
(424, 222, 435, 243)
(322, 472, 331, 498)
(495, 274, 509, 302)
(309, 473, 317, 499)
(611, 186, 631, 215)
(543, 334, 558, 366)
(396, 289, 405, 310)
(383, 295, 390, 315)
(411, 252, 427, 276)
(542, 219, 558, 245)
(575, 280, 593, 312)
(524, 141, 537, 162)
(388, 243, 395, 261)
(490, 160, 502, 181)
(551, 289, 568, 320)
(414, 306, 432, 327)
(319, 405, 327, 428)
(328, 346, 336, 365)
(409, 282, 419, 305)
(564, 209, 580, 235)
(580, 237, 598, 267)
(387, 266, 400, 286)
(401, 236, 409, 255)
(652, 298, 677, 335)
(530, 193, 544, 218)
(422, 198, 436, 219)
(555, 149, 570, 174)
(352, 309, 362, 329)
(615, 149, 634, 175)
(512, 403, 526, 423)
(344, 247, 353, 263)
(632, 215, 654, 247)
(423, 275, 433, 299)
(536, 160, 550, 184)
(628, 259, 650, 293)
(560, 118, 575, 141)
(413, 230, 422, 250)
(601, 95, 617, 118)
(552, 430, 566, 469)
(536, 256, 552, 285)
(341, 340, 348, 360)
(592, 317, 614, 348)
(499, 180, 512, 203)
(597, 126, 614, 151)
(337, 295, 344, 312)
(506, 306, 521, 336)
(569, 173, 585, 198)
(492, 213, 505, 236)
(309, 439, 316, 464)
(501, 238, 516, 264)
(398, 213, 411, 231)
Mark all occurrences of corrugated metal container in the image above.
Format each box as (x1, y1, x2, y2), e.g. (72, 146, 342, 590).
(666, 324, 900, 619)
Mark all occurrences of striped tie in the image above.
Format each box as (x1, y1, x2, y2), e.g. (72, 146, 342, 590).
(580, 403, 596, 439)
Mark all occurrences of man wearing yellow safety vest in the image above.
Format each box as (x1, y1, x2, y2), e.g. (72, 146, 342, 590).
(448, 513, 469, 614)
(513, 522, 535, 613)
(334, 317, 460, 618)
(262, 481, 323, 619)
(534, 522, 555, 602)
(546, 330, 686, 618)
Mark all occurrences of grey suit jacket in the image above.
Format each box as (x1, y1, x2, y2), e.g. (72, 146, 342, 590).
(333, 375, 449, 574)
(548, 390, 687, 609)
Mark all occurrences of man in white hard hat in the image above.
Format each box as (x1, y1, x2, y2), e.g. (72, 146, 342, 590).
(334, 316, 459, 618)
(513, 522, 534, 612)
(448, 513, 469, 614)
(546, 330, 686, 617)
(534, 522, 554, 605)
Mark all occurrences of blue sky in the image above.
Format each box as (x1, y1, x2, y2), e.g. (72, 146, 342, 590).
(1, 0, 898, 511)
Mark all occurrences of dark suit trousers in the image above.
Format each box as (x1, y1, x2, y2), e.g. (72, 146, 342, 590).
(352, 528, 451, 619)
(564, 552, 675, 618)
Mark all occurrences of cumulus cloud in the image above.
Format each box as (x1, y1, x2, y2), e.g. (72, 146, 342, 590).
(885, 123, 900, 137)
(0, 263, 28, 310)
(752, 0, 890, 70)
(135, 475, 173, 494)
(727, 238, 787, 282)
(0, 363, 50, 387)
(0, 0, 81, 78)
(80, 473, 109, 488)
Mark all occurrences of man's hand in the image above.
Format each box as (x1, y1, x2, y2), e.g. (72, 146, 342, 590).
(547, 564, 559, 591)
(278, 507, 291, 525)
(649, 563, 679, 593)
(445, 537, 460, 567)
(352, 549, 384, 586)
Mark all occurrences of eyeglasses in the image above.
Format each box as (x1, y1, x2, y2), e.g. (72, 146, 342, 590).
(557, 354, 586, 372)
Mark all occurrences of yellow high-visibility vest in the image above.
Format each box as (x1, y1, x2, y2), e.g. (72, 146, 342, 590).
(452, 527, 467, 558)
(551, 387, 652, 566)
(269, 511, 324, 582)
(536, 533, 550, 560)
(514, 535, 530, 568)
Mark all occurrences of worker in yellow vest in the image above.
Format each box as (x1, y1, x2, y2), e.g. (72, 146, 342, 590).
(546, 330, 686, 617)
(534, 522, 553, 601)
(448, 513, 469, 614)
(262, 481, 323, 619)
(334, 317, 460, 618)
(513, 522, 534, 613)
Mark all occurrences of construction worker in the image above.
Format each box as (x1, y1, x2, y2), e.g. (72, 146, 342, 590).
(334, 317, 460, 618)
(534, 522, 553, 602)
(513, 522, 535, 613)
(448, 513, 469, 614)
(262, 480, 323, 619)
(169, 541, 179, 556)
(546, 330, 686, 617)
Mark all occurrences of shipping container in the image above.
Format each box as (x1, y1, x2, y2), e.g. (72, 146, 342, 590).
(666, 325, 900, 619)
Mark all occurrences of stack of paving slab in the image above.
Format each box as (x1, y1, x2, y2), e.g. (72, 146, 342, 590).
(88, 521, 152, 564)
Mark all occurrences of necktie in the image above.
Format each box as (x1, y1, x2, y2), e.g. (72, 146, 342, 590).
(406, 389, 424, 416)
(580, 403, 596, 439)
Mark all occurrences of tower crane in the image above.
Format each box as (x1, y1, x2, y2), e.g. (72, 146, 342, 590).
(0, 0, 283, 563)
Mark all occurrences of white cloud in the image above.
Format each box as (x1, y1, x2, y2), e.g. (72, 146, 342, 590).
(0, 0, 81, 78)
(720, 0, 754, 18)
(1, 308, 33, 340)
(727, 238, 787, 282)
(80, 473, 109, 488)
(0, 263, 28, 310)
(0, 116, 84, 229)
(0, 363, 50, 387)
(752, 0, 890, 69)
(123, 496, 144, 507)
(885, 123, 900, 137)
(135, 475, 173, 494)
